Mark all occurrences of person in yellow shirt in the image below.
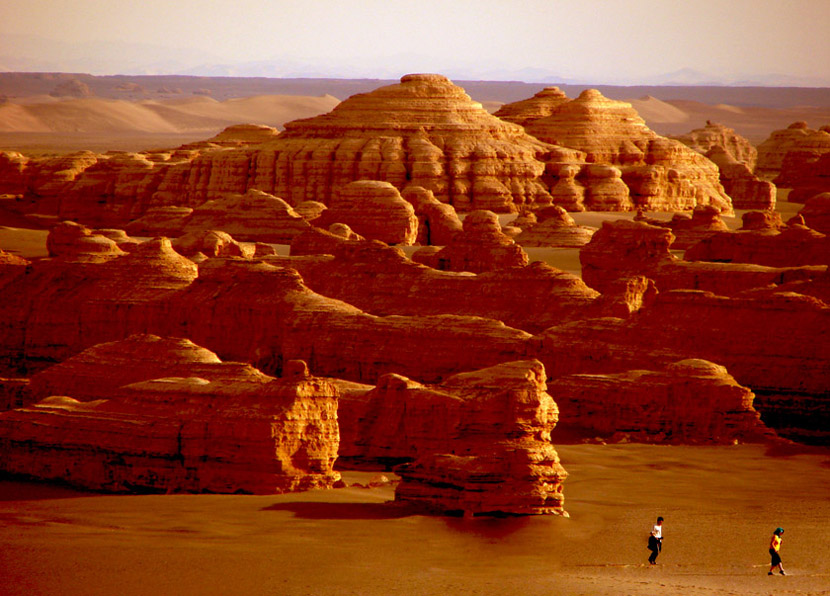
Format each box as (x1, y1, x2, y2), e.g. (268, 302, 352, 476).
(768, 527, 786, 575)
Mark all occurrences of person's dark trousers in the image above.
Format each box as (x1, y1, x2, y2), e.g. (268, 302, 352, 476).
(648, 537, 662, 564)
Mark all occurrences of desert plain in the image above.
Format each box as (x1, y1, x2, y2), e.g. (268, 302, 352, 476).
(1, 72, 829, 596)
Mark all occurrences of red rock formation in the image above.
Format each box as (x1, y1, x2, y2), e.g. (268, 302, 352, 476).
(581, 219, 827, 295)
(411, 210, 528, 273)
(401, 185, 463, 245)
(289, 223, 366, 256)
(124, 206, 194, 236)
(0, 378, 29, 411)
(176, 189, 311, 243)
(0, 358, 341, 494)
(533, 289, 830, 443)
(314, 181, 418, 245)
(46, 220, 125, 260)
(523, 89, 732, 213)
(755, 121, 830, 180)
(549, 359, 773, 443)
(671, 121, 758, 170)
(0, 249, 29, 292)
(513, 205, 595, 247)
(740, 210, 786, 231)
(493, 86, 571, 127)
(634, 204, 730, 250)
(786, 152, 830, 204)
(684, 220, 830, 267)
(386, 360, 567, 515)
(172, 230, 254, 259)
(773, 128, 830, 190)
(705, 146, 776, 210)
(0, 151, 29, 195)
(799, 192, 830, 234)
(266, 240, 646, 334)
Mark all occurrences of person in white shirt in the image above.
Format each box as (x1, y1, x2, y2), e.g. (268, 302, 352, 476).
(648, 516, 664, 564)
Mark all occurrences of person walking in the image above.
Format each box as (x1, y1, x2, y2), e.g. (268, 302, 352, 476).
(648, 516, 664, 565)
(769, 527, 786, 575)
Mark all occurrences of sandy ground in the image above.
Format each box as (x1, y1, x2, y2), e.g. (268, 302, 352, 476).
(1, 444, 829, 596)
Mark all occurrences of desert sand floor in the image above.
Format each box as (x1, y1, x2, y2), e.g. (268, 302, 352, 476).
(1, 444, 829, 596)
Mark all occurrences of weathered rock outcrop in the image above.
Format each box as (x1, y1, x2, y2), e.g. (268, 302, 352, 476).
(786, 152, 830, 204)
(581, 219, 827, 295)
(266, 240, 647, 334)
(493, 86, 571, 127)
(534, 289, 830, 443)
(379, 360, 567, 515)
(684, 219, 830, 267)
(314, 181, 418, 245)
(172, 229, 254, 259)
(46, 220, 126, 260)
(799, 192, 830, 234)
(0, 249, 29, 292)
(289, 223, 365, 256)
(401, 185, 463, 245)
(523, 89, 732, 213)
(412, 210, 529, 273)
(124, 206, 194, 237)
(756, 121, 830, 180)
(548, 359, 772, 443)
(180, 189, 311, 243)
(513, 205, 595, 247)
(634, 204, 730, 250)
(671, 121, 758, 170)
(0, 356, 341, 494)
(705, 146, 776, 210)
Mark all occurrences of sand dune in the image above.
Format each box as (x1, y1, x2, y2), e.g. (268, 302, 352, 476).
(0, 93, 340, 134)
(627, 95, 690, 124)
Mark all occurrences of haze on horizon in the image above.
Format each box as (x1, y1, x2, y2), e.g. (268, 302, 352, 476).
(1, 0, 829, 87)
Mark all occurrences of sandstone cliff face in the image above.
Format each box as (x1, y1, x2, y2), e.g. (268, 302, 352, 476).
(46, 220, 125, 260)
(634, 204, 730, 250)
(378, 360, 567, 515)
(0, 358, 341, 494)
(289, 223, 365, 256)
(314, 181, 418, 245)
(411, 210, 529, 273)
(172, 229, 254, 259)
(401, 185, 463, 245)
(581, 219, 828, 296)
(548, 359, 772, 443)
(786, 152, 830, 204)
(524, 90, 732, 213)
(0, 249, 29, 293)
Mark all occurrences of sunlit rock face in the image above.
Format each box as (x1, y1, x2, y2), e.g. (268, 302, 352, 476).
(548, 359, 774, 444)
(519, 89, 732, 213)
(265, 240, 645, 334)
(799, 193, 830, 234)
(513, 205, 596, 248)
(534, 289, 830, 444)
(704, 146, 776, 210)
(634, 204, 730, 250)
(411, 210, 529, 273)
(671, 121, 758, 170)
(786, 152, 830, 205)
(493, 86, 571, 127)
(756, 121, 830, 181)
(372, 360, 568, 516)
(580, 218, 827, 296)
(314, 180, 418, 245)
(0, 346, 341, 494)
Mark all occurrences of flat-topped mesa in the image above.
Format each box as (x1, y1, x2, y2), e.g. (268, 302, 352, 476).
(581, 218, 828, 296)
(261, 74, 564, 212)
(265, 240, 645, 334)
(685, 219, 830, 268)
(522, 89, 732, 213)
(411, 209, 529, 273)
(704, 145, 776, 210)
(314, 181, 418, 245)
(549, 359, 775, 444)
(351, 360, 567, 515)
(0, 357, 341, 494)
(671, 120, 758, 170)
(493, 86, 571, 127)
(756, 121, 830, 181)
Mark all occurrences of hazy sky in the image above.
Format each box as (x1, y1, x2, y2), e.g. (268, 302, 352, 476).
(2, 0, 829, 84)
